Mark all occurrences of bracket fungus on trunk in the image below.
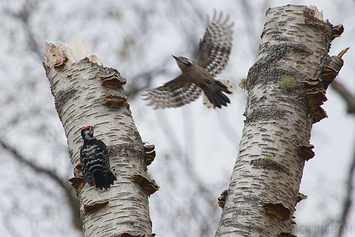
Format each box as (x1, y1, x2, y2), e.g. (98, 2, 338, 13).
(132, 174, 160, 196)
(84, 200, 110, 215)
(262, 201, 292, 221)
(217, 190, 228, 208)
(144, 143, 156, 167)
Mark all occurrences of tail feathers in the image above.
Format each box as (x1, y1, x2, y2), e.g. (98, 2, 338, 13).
(94, 171, 116, 190)
(203, 79, 233, 109)
(206, 91, 230, 109)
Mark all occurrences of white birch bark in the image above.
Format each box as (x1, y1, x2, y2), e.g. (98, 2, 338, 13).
(44, 39, 152, 237)
(216, 5, 335, 236)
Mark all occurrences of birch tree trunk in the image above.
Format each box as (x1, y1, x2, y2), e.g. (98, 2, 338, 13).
(44, 39, 153, 237)
(216, 5, 345, 236)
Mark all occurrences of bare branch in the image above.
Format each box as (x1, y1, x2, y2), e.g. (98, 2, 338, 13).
(0, 139, 64, 188)
(0, 139, 82, 230)
(3, 0, 43, 59)
(337, 130, 355, 237)
(331, 80, 355, 114)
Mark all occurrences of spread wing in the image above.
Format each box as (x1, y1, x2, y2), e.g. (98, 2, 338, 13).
(143, 75, 202, 109)
(194, 10, 234, 77)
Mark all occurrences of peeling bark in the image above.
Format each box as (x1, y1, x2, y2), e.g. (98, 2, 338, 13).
(44, 39, 152, 237)
(215, 5, 338, 236)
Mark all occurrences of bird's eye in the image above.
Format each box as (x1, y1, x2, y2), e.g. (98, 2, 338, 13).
(182, 58, 192, 66)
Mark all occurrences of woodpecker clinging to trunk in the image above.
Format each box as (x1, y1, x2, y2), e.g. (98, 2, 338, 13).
(80, 126, 116, 190)
(143, 10, 234, 109)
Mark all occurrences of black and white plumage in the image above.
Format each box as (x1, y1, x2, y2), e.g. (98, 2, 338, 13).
(143, 10, 234, 109)
(80, 126, 116, 190)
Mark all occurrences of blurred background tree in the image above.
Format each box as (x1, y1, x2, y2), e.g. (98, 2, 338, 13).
(0, 0, 354, 236)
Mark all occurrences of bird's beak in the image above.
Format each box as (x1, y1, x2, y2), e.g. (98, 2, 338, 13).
(172, 55, 181, 63)
(90, 125, 97, 134)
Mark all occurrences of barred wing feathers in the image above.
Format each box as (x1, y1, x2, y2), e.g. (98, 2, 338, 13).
(194, 10, 234, 77)
(143, 76, 202, 109)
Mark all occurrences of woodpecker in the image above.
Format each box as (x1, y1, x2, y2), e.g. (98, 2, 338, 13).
(80, 126, 116, 190)
(143, 10, 234, 109)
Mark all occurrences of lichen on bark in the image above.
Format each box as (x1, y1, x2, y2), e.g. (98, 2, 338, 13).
(44, 39, 152, 237)
(216, 5, 339, 237)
